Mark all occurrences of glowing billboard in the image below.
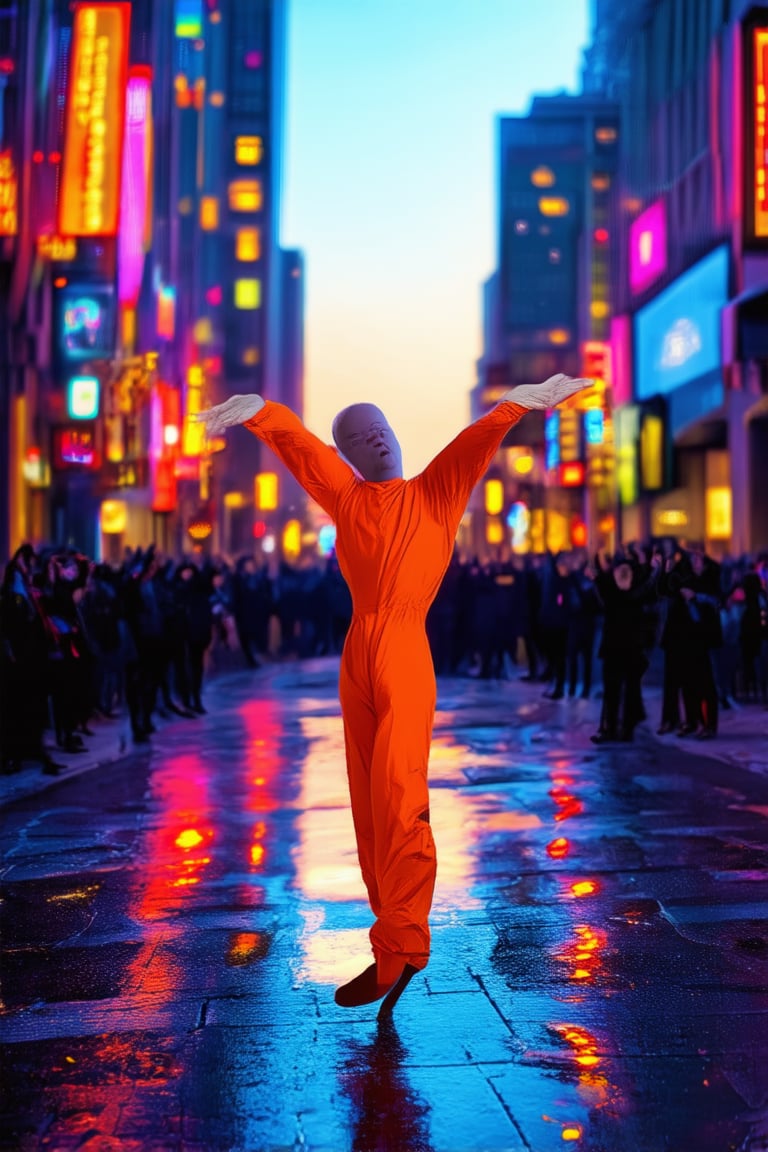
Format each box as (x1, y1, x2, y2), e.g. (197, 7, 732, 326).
(751, 27, 768, 239)
(629, 199, 667, 294)
(57, 286, 116, 362)
(118, 67, 152, 306)
(0, 149, 17, 235)
(59, 3, 131, 236)
(634, 246, 727, 401)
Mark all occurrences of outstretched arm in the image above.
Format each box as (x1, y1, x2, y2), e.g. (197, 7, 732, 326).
(420, 374, 593, 514)
(195, 395, 354, 519)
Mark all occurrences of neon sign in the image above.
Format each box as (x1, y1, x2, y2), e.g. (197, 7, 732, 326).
(0, 150, 17, 235)
(629, 199, 667, 294)
(63, 295, 104, 356)
(59, 3, 131, 236)
(752, 28, 768, 238)
(53, 426, 99, 469)
(559, 461, 585, 487)
(118, 66, 152, 305)
(545, 412, 560, 471)
(37, 235, 77, 260)
(175, 0, 203, 38)
(67, 375, 100, 419)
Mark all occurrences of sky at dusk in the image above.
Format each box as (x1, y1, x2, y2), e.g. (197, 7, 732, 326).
(282, 0, 591, 475)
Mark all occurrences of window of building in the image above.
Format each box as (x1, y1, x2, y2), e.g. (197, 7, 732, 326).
(200, 197, 218, 230)
(236, 227, 261, 260)
(235, 279, 261, 309)
(530, 166, 555, 188)
(538, 196, 570, 217)
(229, 180, 262, 211)
(235, 135, 263, 165)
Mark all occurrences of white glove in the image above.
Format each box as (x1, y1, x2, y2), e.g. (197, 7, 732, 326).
(194, 394, 265, 436)
(502, 374, 594, 411)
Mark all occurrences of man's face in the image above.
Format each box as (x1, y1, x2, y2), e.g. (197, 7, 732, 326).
(333, 403, 403, 482)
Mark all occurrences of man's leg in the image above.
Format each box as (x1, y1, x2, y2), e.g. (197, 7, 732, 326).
(338, 651, 379, 914)
(366, 629, 437, 985)
(336, 623, 437, 1004)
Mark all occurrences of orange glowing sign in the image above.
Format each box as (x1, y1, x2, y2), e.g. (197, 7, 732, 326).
(59, 3, 131, 236)
(753, 29, 768, 238)
(559, 461, 585, 488)
(0, 149, 17, 235)
(37, 234, 77, 260)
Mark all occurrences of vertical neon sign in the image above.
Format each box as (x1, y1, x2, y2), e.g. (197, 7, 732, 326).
(118, 66, 152, 306)
(59, 3, 131, 236)
(753, 28, 768, 238)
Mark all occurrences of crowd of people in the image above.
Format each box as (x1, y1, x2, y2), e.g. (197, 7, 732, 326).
(1, 538, 767, 776)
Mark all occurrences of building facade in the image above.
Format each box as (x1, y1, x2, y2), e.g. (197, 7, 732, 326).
(585, 0, 768, 554)
(472, 93, 619, 558)
(0, 0, 302, 561)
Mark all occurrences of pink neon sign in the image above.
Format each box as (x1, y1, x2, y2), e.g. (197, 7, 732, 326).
(609, 315, 632, 407)
(629, 199, 667, 295)
(118, 66, 152, 306)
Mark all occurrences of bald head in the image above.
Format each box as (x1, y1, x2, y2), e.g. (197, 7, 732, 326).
(332, 403, 403, 482)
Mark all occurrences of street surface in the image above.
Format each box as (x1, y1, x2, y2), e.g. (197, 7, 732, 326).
(1, 660, 768, 1152)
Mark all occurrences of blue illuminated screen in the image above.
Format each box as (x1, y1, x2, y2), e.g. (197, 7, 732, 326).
(545, 412, 560, 471)
(58, 286, 116, 362)
(634, 246, 727, 400)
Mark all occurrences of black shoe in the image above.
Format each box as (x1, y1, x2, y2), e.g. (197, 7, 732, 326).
(2, 759, 22, 775)
(42, 758, 63, 775)
(695, 727, 716, 740)
(63, 736, 86, 753)
(79, 725, 96, 737)
(590, 731, 616, 744)
(192, 703, 207, 714)
(335, 962, 419, 1010)
(676, 724, 697, 737)
(132, 729, 151, 744)
(656, 722, 675, 735)
(618, 730, 634, 742)
(544, 691, 564, 700)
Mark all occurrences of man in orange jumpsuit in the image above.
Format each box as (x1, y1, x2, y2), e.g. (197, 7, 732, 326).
(196, 374, 591, 1013)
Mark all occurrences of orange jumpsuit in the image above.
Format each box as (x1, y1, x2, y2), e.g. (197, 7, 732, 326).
(246, 399, 526, 984)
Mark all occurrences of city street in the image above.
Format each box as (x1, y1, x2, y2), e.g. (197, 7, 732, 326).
(1, 661, 768, 1152)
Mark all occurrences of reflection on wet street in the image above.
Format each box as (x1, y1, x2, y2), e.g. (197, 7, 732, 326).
(1, 658, 767, 1151)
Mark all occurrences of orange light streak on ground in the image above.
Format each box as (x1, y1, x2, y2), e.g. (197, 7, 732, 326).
(547, 836, 571, 858)
(226, 931, 269, 966)
(549, 787, 584, 822)
(554, 923, 606, 989)
(554, 1024, 602, 1068)
(122, 752, 217, 1004)
(569, 879, 600, 898)
(134, 754, 215, 921)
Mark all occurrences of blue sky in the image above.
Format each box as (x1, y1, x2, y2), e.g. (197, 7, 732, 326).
(282, 0, 591, 473)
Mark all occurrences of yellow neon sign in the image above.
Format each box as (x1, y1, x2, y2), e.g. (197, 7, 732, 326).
(59, 3, 131, 236)
(0, 150, 18, 236)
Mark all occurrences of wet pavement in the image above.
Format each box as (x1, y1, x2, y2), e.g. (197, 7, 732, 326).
(1, 660, 768, 1152)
